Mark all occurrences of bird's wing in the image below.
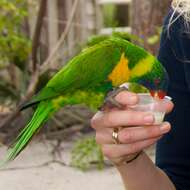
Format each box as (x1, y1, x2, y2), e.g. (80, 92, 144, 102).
(22, 40, 123, 108)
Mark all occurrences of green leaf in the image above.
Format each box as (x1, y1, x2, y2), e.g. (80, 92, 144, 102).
(147, 35, 159, 45)
(0, 0, 31, 71)
(71, 136, 104, 171)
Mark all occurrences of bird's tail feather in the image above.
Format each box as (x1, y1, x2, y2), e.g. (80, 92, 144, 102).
(0, 100, 59, 166)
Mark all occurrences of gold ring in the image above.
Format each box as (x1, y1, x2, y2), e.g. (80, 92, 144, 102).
(112, 128, 120, 144)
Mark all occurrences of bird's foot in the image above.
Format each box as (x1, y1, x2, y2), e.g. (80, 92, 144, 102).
(99, 86, 128, 111)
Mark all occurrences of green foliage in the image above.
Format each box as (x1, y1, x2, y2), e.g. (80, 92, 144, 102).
(147, 35, 160, 45)
(71, 136, 104, 171)
(0, 0, 31, 101)
(103, 4, 118, 28)
(0, 0, 31, 71)
(147, 27, 162, 46)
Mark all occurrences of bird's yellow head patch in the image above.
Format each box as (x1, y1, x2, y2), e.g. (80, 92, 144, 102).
(130, 55, 154, 77)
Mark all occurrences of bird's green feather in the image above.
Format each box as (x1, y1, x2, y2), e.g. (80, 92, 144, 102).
(25, 39, 123, 107)
(1, 100, 55, 164)
(23, 38, 151, 108)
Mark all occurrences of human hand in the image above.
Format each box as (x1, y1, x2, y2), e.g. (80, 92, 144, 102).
(91, 91, 174, 165)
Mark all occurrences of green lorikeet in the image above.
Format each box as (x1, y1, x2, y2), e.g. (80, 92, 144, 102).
(2, 37, 169, 164)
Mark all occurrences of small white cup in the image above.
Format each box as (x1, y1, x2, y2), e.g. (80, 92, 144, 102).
(129, 93, 172, 125)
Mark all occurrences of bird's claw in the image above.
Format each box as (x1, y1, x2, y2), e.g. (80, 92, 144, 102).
(99, 86, 128, 111)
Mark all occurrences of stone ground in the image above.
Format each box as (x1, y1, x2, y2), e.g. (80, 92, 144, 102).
(0, 140, 155, 190)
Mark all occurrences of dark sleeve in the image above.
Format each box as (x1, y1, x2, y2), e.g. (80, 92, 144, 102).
(156, 9, 190, 190)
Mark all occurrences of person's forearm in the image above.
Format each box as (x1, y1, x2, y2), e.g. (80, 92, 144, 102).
(116, 152, 176, 190)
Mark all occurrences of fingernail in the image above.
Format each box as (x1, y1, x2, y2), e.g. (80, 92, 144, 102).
(160, 122, 170, 132)
(164, 96, 172, 101)
(144, 114, 154, 123)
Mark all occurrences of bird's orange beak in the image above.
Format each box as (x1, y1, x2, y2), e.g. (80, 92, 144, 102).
(150, 90, 166, 99)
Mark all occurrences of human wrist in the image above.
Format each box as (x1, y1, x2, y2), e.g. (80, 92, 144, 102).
(113, 151, 144, 167)
(126, 151, 143, 164)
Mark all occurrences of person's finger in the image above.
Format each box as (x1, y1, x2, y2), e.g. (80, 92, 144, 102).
(101, 137, 160, 159)
(115, 91, 174, 114)
(95, 122, 171, 144)
(91, 110, 155, 129)
(162, 99, 174, 113)
(114, 91, 139, 106)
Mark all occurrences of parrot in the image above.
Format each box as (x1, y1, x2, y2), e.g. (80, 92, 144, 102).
(1, 37, 169, 165)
